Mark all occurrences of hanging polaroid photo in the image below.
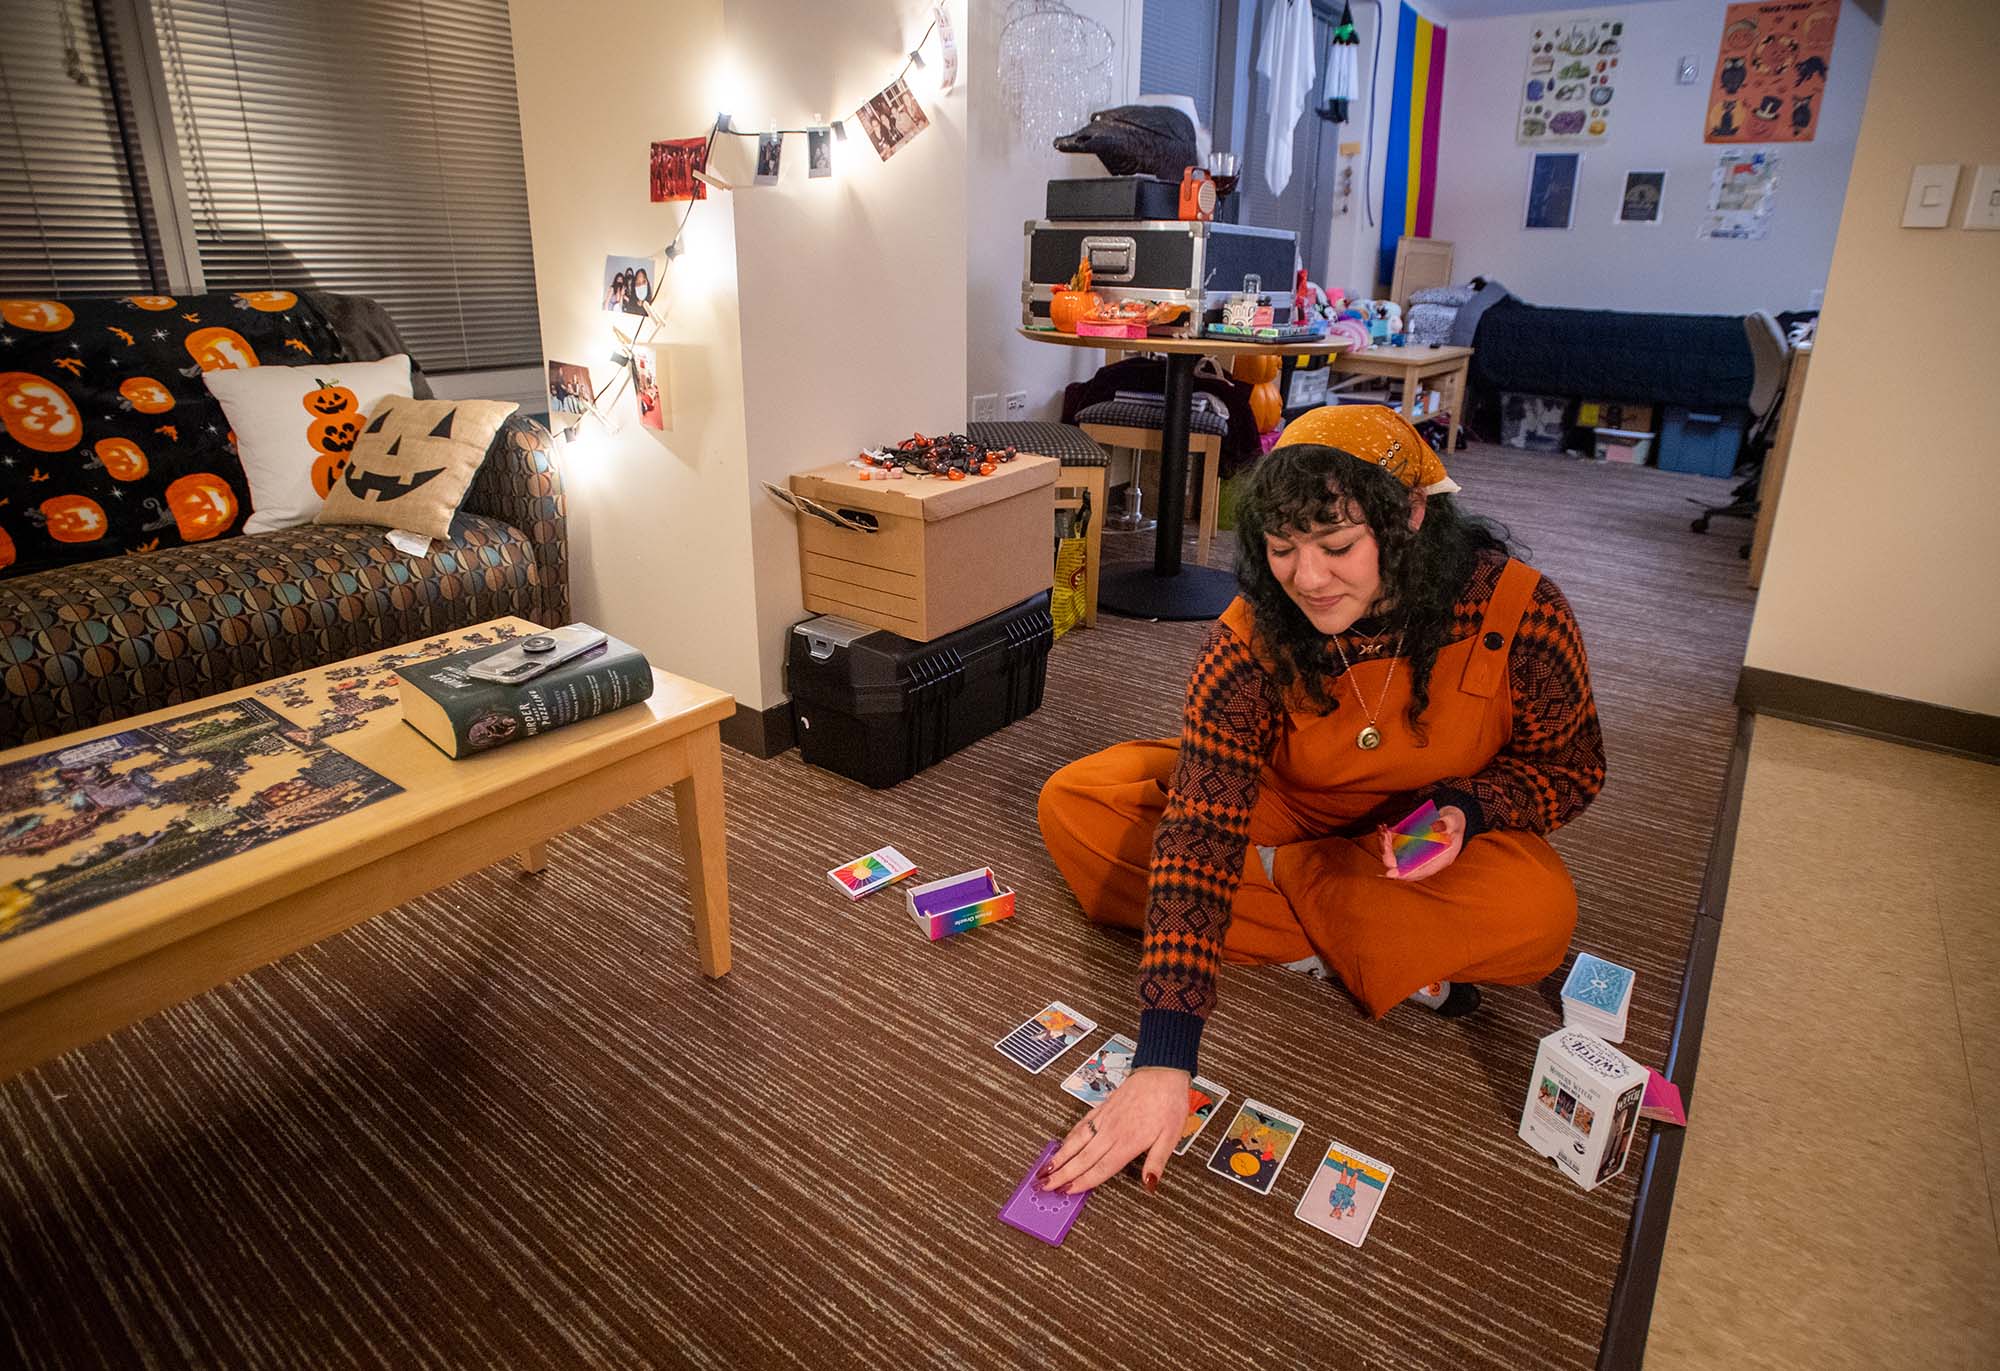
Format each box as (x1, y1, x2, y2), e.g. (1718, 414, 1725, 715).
(649, 137, 709, 202)
(600, 254, 658, 316)
(935, 4, 958, 93)
(632, 346, 668, 431)
(755, 132, 783, 186)
(1617, 170, 1666, 225)
(855, 78, 930, 163)
(1525, 151, 1581, 229)
(546, 361, 595, 418)
(807, 128, 833, 179)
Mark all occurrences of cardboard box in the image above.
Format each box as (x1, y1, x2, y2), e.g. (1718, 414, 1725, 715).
(788, 454, 1056, 641)
(905, 867, 1016, 940)
(1518, 1028, 1648, 1192)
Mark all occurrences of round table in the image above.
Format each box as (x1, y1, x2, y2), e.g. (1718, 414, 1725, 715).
(1019, 328, 1346, 620)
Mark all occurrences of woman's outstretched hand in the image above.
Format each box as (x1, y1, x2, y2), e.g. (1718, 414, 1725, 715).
(1378, 803, 1466, 880)
(1041, 1066, 1191, 1196)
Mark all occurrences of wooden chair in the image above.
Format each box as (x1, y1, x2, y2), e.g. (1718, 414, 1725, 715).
(1074, 404, 1227, 566)
(964, 421, 1109, 627)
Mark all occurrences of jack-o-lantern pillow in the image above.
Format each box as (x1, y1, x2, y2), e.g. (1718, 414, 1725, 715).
(203, 355, 413, 533)
(315, 394, 517, 541)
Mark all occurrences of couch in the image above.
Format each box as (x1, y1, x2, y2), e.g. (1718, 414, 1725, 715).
(0, 289, 566, 747)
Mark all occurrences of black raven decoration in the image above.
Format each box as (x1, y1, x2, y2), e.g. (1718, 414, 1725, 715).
(1795, 54, 1829, 86)
(1053, 105, 1198, 181)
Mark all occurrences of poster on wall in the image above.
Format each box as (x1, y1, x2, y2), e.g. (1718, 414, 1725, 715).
(1617, 171, 1666, 224)
(1516, 15, 1624, 146)
(1706, 2, 1838, 143)
(1700, 151, 1780, 239)
(1525, 152, 1582, 229)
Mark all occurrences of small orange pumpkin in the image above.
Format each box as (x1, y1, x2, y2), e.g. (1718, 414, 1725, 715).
(164, 473, 238, 541)
(0, 300, 75, 332)
(126, 295, 179, 311)
(1050, 288, 1100, 335)
(0, 372, 84, 452)
(184, 326, 259, 372)
(234, 290, 298, 312)
(311, 448, 349, 498)
(40, 494, 108, 543)
(94, 437, 148, 481)
(309, 414, 363, 454)
(1232, 355, 1284, 433)
(303, 380, 358, 416)
(0, 525, 13, 571)
(119, 375, 176, 414)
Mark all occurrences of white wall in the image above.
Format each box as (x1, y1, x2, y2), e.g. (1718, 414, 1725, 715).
(1744, 0, 2000, 716)
(1431, 0, 1880, 313)
(966, 0, 1143, 420)
(511, 0, 971, 714)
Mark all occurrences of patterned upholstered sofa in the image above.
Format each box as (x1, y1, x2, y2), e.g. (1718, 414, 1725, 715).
(0, 290, 566, 748)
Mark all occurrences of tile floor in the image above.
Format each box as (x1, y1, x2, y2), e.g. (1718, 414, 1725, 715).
(1648, 716, 2000, 1368)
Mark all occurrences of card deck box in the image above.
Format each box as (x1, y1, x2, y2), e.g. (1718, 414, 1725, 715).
(905, 867, 1016, 940)
(1021, 219, 1297, 336)
(789, 592, 1053, 788)
(1518, 1028, 1648, 1192)
(786, 454, 1056, 642)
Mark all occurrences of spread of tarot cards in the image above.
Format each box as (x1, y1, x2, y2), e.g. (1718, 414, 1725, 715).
(993, 1001, 1398, 1249)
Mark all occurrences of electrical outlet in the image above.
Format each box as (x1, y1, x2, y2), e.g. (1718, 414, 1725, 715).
(1964, 165, 2000, 231)
(971, 393, 999, 422)
(1003, 391, 1028, 419)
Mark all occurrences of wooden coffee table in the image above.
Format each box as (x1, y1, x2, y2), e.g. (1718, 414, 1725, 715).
(0, 618, 735, 1083)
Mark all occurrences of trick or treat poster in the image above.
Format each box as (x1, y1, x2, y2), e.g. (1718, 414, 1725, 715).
(1706, 1, 1838, 144)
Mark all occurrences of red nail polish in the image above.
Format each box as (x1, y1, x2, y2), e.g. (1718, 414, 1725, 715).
(1143, 1172, 1160, 1194)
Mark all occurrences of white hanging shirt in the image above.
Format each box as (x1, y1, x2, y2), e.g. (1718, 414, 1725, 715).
(1257, 0, 1318, 197)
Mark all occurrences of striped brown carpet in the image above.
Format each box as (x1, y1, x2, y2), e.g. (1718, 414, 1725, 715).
(0, 445, 1753, 1370)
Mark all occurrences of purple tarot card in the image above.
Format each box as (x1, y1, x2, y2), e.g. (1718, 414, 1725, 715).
(999, 1140, 1090, 1246)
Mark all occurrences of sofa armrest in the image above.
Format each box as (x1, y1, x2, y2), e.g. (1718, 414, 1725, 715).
(462, 414, 570, 625)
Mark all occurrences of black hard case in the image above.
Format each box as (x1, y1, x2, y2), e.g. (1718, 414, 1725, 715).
(1045, 176, 1183, 220)
(788, 591, 1054, 789)
(1021, 219, 1298, 333)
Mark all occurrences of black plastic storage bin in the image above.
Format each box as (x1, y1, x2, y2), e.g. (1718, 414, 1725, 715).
(789, 591, 1054, 788)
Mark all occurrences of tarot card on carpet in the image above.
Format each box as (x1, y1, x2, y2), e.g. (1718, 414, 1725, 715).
(999, 1139, 1089, 1246)
(994, 1001, 1097, 1074)
(1174, 1075, 1231, 1156)
(1295, 1141, 1395, 1248)
(1060, 1033, 1136, 1107)
(1205, 1098, 1304, 1195)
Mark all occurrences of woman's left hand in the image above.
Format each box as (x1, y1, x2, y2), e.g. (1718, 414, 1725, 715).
(1377, 804, 1466, 881)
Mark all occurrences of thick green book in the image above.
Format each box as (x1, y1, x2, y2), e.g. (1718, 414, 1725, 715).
(398, 632, 654, 758)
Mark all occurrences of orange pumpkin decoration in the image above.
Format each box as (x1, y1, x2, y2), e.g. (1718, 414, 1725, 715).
(309, 414, 364, 455)
(126, 295, 179, 311)
(164, 473, 237, 541)
(303, 380, 358, 416)
(1232, 355, 1285, 433)
(40, 494, 108, 543)
(1050, 288, 1101, 335)
(118, 375, 176, 414)
(0, 372, 84, 453)
(0, 525, 13, 571)
(94, 437, 148, 481)
(184, 326, 259, 372)
(311, 448, 349, 499)
(0, 300, 75, 332)
(234, 290, 298, 312)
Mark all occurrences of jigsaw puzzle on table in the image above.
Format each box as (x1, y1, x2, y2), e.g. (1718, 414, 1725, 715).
(251, 623, 525, 745)
(0, 699, 401, 940)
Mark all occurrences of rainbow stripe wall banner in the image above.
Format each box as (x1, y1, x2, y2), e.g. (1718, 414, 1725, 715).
(1379, 2, 1448, 290)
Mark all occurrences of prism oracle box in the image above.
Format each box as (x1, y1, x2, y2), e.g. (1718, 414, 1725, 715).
(1518, 1028, 1647, 1192)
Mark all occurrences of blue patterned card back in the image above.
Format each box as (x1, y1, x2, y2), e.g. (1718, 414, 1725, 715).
(1562, 954, 1634, 1013)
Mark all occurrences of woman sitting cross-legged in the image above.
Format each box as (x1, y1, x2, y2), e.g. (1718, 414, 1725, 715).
(1035, 406, 1606, 1196)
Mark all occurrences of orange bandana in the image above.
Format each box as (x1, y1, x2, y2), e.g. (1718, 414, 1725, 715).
(1275, 405, 1461, 495)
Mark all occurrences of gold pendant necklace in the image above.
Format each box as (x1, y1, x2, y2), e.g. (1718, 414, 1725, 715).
(1331, 629, 1403, 750)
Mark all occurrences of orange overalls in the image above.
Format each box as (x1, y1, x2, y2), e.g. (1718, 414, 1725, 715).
(1039, 559, 1578, 1017)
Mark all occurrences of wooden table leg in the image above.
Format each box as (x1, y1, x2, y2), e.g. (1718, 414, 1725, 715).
(1446, 361, 1468, 452)
(672, 724, 732, 977)
(518, 842, 548, 874)
(1400, 367, 1422, 427)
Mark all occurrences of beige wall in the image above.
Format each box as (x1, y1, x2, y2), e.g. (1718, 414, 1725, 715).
(510, 0, 970, 712)
(1744, 0, 2000, 716)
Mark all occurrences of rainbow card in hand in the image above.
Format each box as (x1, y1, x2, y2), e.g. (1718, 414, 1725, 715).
(827, 845, 916, 900)
(1390, 801, 1451, 874)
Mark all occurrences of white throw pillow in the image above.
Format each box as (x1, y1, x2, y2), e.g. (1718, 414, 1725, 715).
(203, 355, 414, 534)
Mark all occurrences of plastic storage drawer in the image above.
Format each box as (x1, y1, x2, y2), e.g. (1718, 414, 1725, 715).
(1657, 405, 1747, 476)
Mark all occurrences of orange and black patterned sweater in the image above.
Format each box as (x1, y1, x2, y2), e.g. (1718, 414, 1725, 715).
(1133, 556, 1606, 1075)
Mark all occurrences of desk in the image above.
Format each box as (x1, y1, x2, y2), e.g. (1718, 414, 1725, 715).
(1326, 344, 1473, 453)
(1020, 328, 1346, 620)
(0, 619, 736, 1083)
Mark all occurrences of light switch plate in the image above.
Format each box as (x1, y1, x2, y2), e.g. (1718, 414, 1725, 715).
(1964, 165, 2000, 231)
(1676, 56, 1699, 85)
(1902, 163, 1960, 228)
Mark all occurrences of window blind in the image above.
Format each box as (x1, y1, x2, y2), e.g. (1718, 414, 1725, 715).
(1139, 0, 1220, 130)
(155, 0, 540, 373)
(0, 0, 157, 296)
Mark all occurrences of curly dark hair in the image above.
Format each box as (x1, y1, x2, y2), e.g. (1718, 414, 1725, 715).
(1233, 443, 1513, 736)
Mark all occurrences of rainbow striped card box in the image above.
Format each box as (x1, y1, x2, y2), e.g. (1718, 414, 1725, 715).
(906, 867, 1016, 941)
